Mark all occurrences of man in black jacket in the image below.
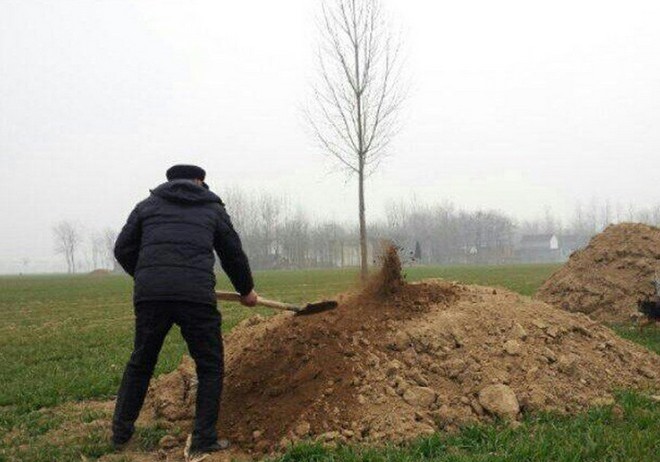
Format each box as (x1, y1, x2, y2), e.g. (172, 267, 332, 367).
(112, 164, 257, 458)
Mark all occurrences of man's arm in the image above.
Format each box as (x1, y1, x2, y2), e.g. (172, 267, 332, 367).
(114, 206, 142, 277)
(214, 207, 255, 297)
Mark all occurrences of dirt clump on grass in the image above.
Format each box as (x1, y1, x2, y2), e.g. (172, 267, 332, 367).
(88, 268, 112, 277)
(537, 223, 660, 323)
(147, 246, 659, 459)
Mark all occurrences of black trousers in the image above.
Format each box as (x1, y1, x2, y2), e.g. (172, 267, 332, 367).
(112, 301, 223, 448)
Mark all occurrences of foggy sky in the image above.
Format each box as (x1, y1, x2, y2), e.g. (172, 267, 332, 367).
(1, 0, 659, 273)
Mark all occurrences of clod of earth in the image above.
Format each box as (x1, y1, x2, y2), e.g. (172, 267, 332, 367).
(478, 384, 520, 420)
(146, 246, 659, 458)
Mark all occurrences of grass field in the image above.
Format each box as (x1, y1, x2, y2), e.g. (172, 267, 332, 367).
(0, 264, 658, 462)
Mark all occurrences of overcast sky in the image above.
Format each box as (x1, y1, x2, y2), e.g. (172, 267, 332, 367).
(1, 0, 659, 273)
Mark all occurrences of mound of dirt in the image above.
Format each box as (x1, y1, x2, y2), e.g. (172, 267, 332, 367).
(89, 269, 111, 277)
(146, 251, 659, 458)
(537, 223, 660, 323)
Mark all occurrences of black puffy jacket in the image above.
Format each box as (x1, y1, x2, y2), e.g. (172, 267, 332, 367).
(114, 180, 254, 306)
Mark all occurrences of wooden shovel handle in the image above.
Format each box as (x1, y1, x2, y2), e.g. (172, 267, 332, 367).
(215, 290, 302, 313)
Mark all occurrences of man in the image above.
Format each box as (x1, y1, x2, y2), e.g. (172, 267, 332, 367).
(112, 164, 257, 459)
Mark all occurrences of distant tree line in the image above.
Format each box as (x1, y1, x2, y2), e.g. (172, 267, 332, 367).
(519, 200, 660, 236)
(379, 201, 516, 264)
(51, 221, 116, 274)
(224, 195, 660, 268)
(51, 195, 660, 273)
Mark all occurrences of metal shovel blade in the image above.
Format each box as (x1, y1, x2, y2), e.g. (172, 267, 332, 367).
(215, 290, 338, 316)
(295, 300, 338, 316)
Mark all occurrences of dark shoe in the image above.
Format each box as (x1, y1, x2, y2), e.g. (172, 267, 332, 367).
(184, 434, 230, 461)
(111, 435, 132, 451)
(111, 421, 134, 451)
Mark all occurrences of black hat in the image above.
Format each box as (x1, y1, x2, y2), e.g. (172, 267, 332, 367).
(166, 164, 206, 181)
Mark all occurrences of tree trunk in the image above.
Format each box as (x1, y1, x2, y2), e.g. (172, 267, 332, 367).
(340, 240, 345, 267)
(358, 164, 368, 282)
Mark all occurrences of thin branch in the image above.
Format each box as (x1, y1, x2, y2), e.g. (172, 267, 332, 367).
(307, 0, 404, 176)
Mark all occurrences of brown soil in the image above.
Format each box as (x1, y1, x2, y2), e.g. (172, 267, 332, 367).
(145, 246, 659, 460)
(89, 268, 112, 277)
(363, 243, 405, 298)
(537, 223, 660, 323)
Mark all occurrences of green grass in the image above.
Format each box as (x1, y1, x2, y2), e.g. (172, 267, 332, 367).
(0, 403, 114, 462)
(402, 263, 559, 296)
(0, 269, 353, 412)
(612, 324, 660, 354)
(0, 263, 658, 462)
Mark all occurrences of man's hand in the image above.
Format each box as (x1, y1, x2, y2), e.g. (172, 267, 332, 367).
(240, 289, 258, 307)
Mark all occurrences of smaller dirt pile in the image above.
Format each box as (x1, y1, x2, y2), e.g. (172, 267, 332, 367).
(88, 269, 111, 277)
(537, 223, 660, 323)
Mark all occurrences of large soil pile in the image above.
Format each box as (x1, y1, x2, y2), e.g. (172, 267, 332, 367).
(146, 250, 659, 459)
(537, 223, 660, 323)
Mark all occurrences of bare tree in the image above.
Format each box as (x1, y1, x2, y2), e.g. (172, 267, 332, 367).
(651, 205, 660, 226)
(102, 228, 118, 270)
(626, 202, 636, 222)
(280, 209, 310, 268)
(20, 257, 29, 274)
(601, 199, 613, 228)
(89, 231, 105, 270)
(307, 0, 405, 281)
(256, 193, 284, 268)
(542, 206, 560, 234)
(53, 221, 82, 274)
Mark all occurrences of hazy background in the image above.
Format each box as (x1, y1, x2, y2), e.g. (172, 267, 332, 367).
(1, 0, 659, 273)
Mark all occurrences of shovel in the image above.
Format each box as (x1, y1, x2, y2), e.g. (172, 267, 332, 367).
(215, 290, 338, 316)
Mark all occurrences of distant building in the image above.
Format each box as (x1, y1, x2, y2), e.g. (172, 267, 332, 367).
(557, 234, 590, 259)
(517, 234, 561, 263)
(516, 233, 590, 263)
